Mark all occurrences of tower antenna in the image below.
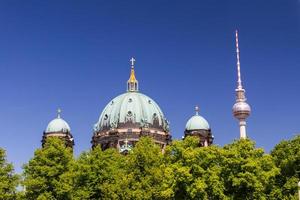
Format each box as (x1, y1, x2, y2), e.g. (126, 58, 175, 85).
(236, 30, 243, 90)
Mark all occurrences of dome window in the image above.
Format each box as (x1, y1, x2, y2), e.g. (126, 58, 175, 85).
(129, 98, 133, 102)
(104, 114, 108, 120)
(127, 111, 132, 116)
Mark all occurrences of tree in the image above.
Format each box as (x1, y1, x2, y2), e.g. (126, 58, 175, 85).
(222, 139, 279, 200)
(271, 135, 300, 200)
(164, 137, 279, 200)
(0, 148, 19, 200)
(119, 137, 168, 199)
(22, 137, 73, 200)
(69, 147, 126, 200)
(164, 136, 228, 200)
(70, 137, 169, 200)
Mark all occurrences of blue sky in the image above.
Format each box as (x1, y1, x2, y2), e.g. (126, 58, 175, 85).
(0, 0, 299, 173)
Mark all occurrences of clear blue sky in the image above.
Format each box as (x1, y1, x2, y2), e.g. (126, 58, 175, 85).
(0, 0, 299, 173)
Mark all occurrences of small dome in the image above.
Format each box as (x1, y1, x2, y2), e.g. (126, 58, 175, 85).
(185, 106, 210, 131)
(45, 109, 71, 133)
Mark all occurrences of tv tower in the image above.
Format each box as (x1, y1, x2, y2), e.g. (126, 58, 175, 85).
(232, 30, 251, 139)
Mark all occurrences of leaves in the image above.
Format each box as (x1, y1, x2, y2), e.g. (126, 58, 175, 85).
(22, 137, 74, 200)
(271, 135, 300, 199)
(0, 148, 19, 200)
(3, 135, 300, 199)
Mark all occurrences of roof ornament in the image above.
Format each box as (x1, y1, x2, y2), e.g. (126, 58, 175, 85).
(195, 105, 199, 116)
(57, 108, 62, 119)
(124, 138, 129, 148)
(130, 57, 136, 67)
(127, 57, 139, 92)
(119, 137, 133, 154)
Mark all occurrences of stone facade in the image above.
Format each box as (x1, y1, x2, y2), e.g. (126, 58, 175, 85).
(184, 129, 214, 147)
(92, 121, 171, 152)
(42, 131, 74, 148)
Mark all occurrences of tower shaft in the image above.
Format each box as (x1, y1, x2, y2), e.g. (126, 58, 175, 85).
(239, 120, 247, 139)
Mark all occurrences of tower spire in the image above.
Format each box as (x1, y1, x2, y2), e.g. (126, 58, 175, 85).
(232, 30, 251, 139)
(127, 57, 139, 92)
(235, 30, 243, 90)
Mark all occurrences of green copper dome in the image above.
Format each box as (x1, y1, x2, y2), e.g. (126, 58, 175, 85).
(94, 91, 169, 132)
(45, 110, 71, 133)
(185, 106, 210, 131)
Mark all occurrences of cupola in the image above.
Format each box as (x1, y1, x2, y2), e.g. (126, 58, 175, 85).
(184, 106, 213, 147)
(42, 109, 74, 148)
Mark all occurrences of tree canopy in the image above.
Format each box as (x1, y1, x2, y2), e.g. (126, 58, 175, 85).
(2, 134, 298, 199)
(0, 148, 19, 200)
(163, 137, 279, 200)
(271, 135, 300, 199)
(23, 137, 74, 200)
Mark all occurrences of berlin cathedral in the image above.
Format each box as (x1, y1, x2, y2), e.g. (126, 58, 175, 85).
(42, 59, 213, 153)
(41, 31, 251, 153)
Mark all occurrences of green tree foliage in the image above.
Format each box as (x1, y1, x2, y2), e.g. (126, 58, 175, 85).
(271, 135, 300, 200)
(0, 148, 19, 200)
(222, 139, 279, 200)
(70, 137, 167, 200)
(23, 137, 74, 200)
(69, 147, 126, 200)
(118, 137, 168, 199)
(19, 136, 295, 199)
(164, 136, 228, 200)
(164, 137, 279, 200)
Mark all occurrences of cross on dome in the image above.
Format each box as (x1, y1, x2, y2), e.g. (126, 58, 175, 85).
(195, 105, 199, 115)
(124, 138, 129, 148)
(130, 57, 136, 67)
(57, 108, 62, 118)
(127, 57, 139, 92)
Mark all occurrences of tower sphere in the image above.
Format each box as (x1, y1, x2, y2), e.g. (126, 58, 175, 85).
(232, 101, 251, 120)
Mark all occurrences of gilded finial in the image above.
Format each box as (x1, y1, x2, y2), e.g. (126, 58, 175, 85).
(127, 57, 139, 91)
(129, 57, 137, 82)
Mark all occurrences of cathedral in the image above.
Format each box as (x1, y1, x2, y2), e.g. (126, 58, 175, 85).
(41, 31, 251, 152)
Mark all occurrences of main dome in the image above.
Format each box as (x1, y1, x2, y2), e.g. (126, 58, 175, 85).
(92, 58, 171, 151)
(94, 92, 169, 132)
